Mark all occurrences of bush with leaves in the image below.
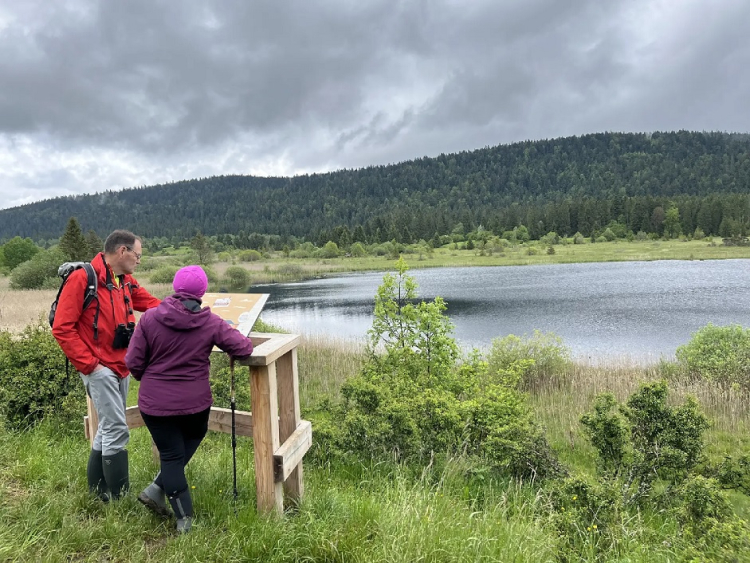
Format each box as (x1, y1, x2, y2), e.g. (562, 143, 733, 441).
(2, 236, 39, 270)
(548, 476, 621, 560)
(700, 454, 750, 496)
(581, 380, 709, 505)
(487, 330, 572, 390)
(324, 258, 562, 480)
(223, 266, 251, 290)
(238, 249, 262, 262)
(9, 247, 67, 289)
(557, 383, 750, 560)
(317, 241, 340, 259)
(148, 265, 179, 284)
(208, 353, 252, 412)
(674, 476, 750, 561)
(0, 322, 86, 431)
(675, 323, 750, 388)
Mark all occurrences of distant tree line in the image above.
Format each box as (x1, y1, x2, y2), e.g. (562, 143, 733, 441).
(2, 131, 750, 246)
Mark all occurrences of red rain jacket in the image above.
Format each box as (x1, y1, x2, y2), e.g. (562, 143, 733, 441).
(52, 252, 161, 377)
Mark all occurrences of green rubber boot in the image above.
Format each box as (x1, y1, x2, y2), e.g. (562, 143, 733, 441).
(86, 449, 109, 502)
(102, 450, 129, 500)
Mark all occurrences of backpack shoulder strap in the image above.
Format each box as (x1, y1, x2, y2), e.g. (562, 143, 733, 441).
(81, 263, 100, 340)
(81, 263, 98, 308)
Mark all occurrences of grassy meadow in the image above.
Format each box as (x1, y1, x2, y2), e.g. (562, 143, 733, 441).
(143, 236, 750, 286)
(1, 243, 750, 561)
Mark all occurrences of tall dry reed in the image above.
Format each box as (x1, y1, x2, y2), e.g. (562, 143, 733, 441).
(0, 277, 55, 333)
(0, 277, 174, 334)
(529, 356, 750, 455)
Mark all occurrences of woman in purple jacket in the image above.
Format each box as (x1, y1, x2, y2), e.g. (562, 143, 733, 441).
(125, 265, 253, 533)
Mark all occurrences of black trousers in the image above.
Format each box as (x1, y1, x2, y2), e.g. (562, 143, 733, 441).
(140, 407, 210, 497)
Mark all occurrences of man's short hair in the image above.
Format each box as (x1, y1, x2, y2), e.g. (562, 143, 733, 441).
(104, 230, 140, 254)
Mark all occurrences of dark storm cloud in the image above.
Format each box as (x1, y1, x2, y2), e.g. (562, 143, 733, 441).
(0, 0, 749, 208)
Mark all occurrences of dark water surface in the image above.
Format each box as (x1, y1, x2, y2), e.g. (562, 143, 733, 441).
(252, 260, 750, 363)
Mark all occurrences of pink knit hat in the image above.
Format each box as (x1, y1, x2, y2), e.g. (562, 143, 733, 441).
(173, 265, 208, 298)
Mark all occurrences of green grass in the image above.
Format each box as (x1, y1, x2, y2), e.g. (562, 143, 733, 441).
(1, 337, 750, 561)
(0, 418, 709, 563)
(152, 238, 750, 288)
(0, 420, 564, 562)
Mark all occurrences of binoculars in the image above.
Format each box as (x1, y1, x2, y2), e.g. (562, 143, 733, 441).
(112, 322, 135, 349)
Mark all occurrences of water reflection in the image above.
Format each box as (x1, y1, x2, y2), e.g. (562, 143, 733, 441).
(252, 260, 750, 362)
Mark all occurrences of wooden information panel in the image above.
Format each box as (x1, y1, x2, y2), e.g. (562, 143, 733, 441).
(202, 293, 270, 337)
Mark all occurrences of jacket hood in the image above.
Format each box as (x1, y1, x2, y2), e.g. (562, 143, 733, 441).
(152, 295, 212, 330)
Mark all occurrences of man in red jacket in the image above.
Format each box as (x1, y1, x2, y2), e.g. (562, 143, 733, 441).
(52, 229, 161, 501)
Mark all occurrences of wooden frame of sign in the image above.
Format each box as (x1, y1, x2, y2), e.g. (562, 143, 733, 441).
(84, 293, 311, 516)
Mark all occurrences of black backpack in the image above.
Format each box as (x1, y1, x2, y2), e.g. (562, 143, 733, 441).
(49, 262, 101, 340)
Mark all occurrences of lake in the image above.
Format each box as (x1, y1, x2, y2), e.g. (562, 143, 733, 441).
(251, 260, 750, 363)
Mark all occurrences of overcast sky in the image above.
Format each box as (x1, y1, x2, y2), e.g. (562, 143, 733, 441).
(1, 0, 749, 210)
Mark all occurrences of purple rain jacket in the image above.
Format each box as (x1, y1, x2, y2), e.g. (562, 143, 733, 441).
(125, 294, 254, 416)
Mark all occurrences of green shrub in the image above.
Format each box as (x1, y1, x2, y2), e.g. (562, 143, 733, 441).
(487, 330, 572, 389)
(9, 248, 67, 289)
(135, 257, 159, 271)
(238, 250, 262, 262)
(223, 266, 251, 290)
(350, 242, 366, 257)
(580, 381, 709, 504)
(548, 475, 621, 558)
(700, 454, 750, 495)
(0, 322, 86, 431)
(209, 354, 251, 412)
(540, 232, 560, 245)
(625, 382, 708, 481)
(2, 236, 39, 270)
(675, 323, 750, 387)
(149, 265, 179, 284)
(317, 241, 340, 259)
(324, 258, 562, 480)
(580, 393, 630, 476)
(203, 265, 219, 285)
(675, 475, 733, 529)
(673, 476, 750, 561)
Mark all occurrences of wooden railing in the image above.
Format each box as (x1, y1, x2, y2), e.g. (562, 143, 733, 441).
(84, 332, 311, 515)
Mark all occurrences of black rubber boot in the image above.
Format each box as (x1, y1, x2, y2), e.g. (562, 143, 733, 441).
(102, 450, 129, 499)
(86, 449, 109, 502)
(168, 489, 193, 533)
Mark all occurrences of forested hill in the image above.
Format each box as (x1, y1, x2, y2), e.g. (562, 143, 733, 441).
(3, 130, 750, 244)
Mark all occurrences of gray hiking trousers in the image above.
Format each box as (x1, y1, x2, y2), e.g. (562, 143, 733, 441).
(80, 365, 130, 455)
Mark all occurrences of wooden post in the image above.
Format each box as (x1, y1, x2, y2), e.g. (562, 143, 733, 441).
(276, 348, 303, 504)
(250, 362, 283, 515)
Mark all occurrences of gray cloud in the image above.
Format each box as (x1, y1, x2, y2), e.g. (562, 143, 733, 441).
(0, 0, 749, 209)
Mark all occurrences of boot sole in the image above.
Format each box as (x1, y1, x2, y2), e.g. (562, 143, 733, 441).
(138, 492, 172, 518)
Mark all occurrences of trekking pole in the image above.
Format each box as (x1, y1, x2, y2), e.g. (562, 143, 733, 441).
(230, 358, 238, 506)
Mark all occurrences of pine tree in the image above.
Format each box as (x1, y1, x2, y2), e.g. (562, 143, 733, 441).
(85, 230, 104, 260)
(58, 217, 89, 262)
(190, 231, 214, 265)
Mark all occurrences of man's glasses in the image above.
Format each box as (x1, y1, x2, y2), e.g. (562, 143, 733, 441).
(125, 246, 142, 260)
